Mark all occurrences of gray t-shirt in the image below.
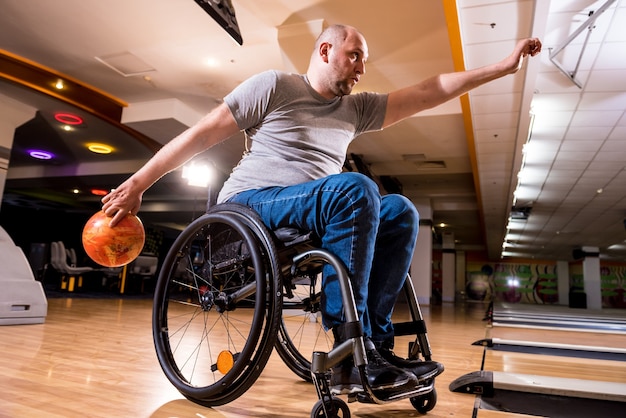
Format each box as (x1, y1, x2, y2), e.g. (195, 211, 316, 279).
(217, 70, 388, 203)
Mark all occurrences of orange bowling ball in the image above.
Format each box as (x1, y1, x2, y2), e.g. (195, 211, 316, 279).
(82, 210, 145, 267)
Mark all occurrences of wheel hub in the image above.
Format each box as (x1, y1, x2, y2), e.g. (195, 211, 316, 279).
(199, 286, 215, 311)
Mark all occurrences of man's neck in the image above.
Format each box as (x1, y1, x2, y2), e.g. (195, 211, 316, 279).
(305, 71, 336, 100)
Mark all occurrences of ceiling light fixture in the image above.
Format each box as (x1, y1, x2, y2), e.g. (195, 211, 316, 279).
(504, 110, 536, 256)
(182, 161, 214, 188)
(54, 79, 65, 90)
(28, 149, 54, 160)
(54, 112, 83, 125)
(90, 189, 109, 196)
(205, 57, 220, 67)
(87, 143, 113, 154)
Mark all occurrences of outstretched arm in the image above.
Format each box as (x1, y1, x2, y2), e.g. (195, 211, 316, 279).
(382, 37, 542, 128)
(101, 102, 240, 226)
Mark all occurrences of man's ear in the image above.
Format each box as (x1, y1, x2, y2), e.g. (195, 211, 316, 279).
(319, 42, 331, 63)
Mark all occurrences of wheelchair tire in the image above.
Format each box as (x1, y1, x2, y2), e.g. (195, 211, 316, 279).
(152, 208, 281, 406)
(311, 397, 350, 417)
(410, 387, 437, 413)
(275, 275, 333, 382)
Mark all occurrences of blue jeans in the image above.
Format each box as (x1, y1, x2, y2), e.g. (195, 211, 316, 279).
(228, 172, 419, 344)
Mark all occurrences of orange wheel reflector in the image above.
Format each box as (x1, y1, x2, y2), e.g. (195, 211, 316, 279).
(217, 350, 235, 374)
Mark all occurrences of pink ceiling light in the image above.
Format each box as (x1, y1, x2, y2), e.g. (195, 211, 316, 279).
(54, 112, 83, 125)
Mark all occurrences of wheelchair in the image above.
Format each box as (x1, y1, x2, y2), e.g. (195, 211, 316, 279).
(152, 202, 439, 417)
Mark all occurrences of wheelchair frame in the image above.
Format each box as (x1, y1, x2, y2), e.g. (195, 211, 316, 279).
(151, 202, 438, 417)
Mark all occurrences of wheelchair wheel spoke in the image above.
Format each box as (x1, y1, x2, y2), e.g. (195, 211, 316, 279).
(152, 208, 280, 405)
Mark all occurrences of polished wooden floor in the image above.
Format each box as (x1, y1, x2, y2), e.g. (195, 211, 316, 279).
(1, 296, 624, 417)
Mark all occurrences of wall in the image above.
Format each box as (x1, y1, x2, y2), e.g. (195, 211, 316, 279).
(455, 257, 626, 309)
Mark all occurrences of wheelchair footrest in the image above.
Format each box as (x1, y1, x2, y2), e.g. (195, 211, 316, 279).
(348, 379, 435, 404)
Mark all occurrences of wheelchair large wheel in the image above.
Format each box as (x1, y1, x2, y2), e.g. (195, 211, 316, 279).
(153, 207, 281, 406)
(275, 273, 333, 382)
(276, 275, 432, 382)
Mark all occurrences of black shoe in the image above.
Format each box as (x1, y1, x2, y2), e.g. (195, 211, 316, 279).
(329, 339, 419, 395)
(377, 346, 444, 383)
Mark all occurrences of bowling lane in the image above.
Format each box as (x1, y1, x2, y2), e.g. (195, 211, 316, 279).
(487, 326, 626, 350)
(482, 350, 626, 384)
(463, 302, 626, 417)
(477, 410, 543, 418)
(491, 303, 626, 334)
(486, 302, 626, 360)
(485, 302, 626, 388)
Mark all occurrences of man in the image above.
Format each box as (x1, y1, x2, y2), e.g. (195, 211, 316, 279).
(102, 24, 541, 395)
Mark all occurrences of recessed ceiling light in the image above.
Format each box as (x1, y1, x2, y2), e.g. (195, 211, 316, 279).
(28, 149, 54, 160)
(205, 57, 220, 67)
(54, 112, 83, 125)
(87, 143, 113, 154)
(90, 189, 109, 196)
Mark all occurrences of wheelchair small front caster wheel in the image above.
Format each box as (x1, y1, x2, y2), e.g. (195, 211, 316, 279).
(410, 388, 437, 414)
(311, 397, 350, 417)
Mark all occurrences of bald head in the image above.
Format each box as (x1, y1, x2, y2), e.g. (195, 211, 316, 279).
(306, 24, 369, 98)
(314, 25, 360, 51)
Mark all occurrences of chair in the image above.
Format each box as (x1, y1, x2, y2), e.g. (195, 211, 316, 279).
(122, 254, 158, 294)
(51, 241, 94, 292)
(68, 245, 123, 289)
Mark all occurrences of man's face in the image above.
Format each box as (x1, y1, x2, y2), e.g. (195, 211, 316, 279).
(325, 31, 368, 96)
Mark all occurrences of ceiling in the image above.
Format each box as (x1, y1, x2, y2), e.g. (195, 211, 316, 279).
(0, 0, 625, 262)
